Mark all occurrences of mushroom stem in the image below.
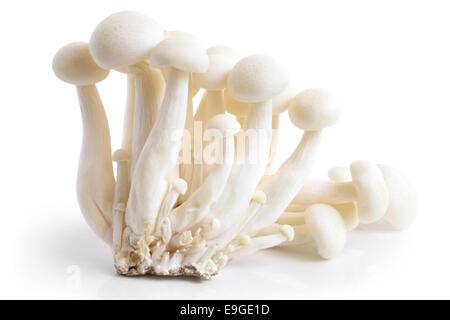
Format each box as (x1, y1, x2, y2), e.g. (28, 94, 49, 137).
(112, 150, 130, 252)
(288, 179, 358, 209)
(76, 85, 115, 245)
(241, 130, 323, 236)
(126, 68, 189, 236)
(130, 64, 166, 174)
(121, 75, 136, 155)
(205, 90, 225, 120)
(266, 115, 280, 173)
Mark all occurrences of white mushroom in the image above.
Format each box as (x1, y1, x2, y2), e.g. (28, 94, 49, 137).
(241, 88, 342, 236)
(124, 35, 209, 238)
(89, 11, 166, 174)
(291, 160, 389, 224)
(200, 55, 289, 255)
(52, 42, 114, 245)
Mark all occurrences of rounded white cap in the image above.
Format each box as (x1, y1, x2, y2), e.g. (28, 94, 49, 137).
(228, 55, 289, 103)
(150, 35, 209, 72)
(53, 42, 109, 85)
(206, 114, 241, 136)
(288, 89, 341, 131)
(112, 149, 130, 162)
(328, 166, 351, 182)
(305, 204, 347, 259)
(192, 46, 241, 91)
(350, 160, 389, 224)
(378, 164, 417, 230)
(89, 11, 164, 69)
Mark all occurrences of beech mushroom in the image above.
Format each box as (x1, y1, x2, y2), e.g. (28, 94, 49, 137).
(241, 88, 341, 236)
(89, 11, 166, 174)
(201, 55, 289, 255)
(124, 34, 209, 238)
(52, 42, 114, 245)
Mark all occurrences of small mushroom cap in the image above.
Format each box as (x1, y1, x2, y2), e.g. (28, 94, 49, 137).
(228, 55, 289, 103)
(150, 36, 209, 72)
(305, 204, 347, 259)
(378, 164, 417, 230)
(172, 178, 188, 195)
(328, 166, 351, 182)
(224, 88, 250, 117)
(272, 85, 297, 115)
(53, 42, 109, 85)
(112, 149, 130, 162)
(206, 114, 241, 136)
(288, 89, 341, 131)
(89, 11, 164, 70)
(350, 160, 389, 224)
(192, 46, 241, 91)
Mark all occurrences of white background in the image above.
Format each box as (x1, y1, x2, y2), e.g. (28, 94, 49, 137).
(0, 0, 449, 299)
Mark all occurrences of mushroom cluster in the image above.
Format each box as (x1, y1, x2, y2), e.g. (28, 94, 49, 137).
(53, 11, 417, 279)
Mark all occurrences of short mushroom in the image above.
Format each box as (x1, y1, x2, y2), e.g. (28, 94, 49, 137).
(124, 34, 209, 238)
(89, 11, 166, 174)
(52, 42, 114, 245)
(291, 160, 389, 224)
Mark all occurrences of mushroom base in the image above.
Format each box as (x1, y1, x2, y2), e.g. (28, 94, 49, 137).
(115, 264, 219, 280)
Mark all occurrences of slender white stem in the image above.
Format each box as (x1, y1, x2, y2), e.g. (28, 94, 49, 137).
(112, 153, 130, 253)
(289, 179, 357, 209)
(121, 75, 136, 155)
(266, 115, 279, 173)
(76, 85, 115, 245)
(130, 66, 165, 175)
(126, 68, 189, 236)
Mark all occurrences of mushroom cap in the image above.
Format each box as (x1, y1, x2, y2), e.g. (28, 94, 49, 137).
(150, 35, 209, 72)
(89, 11, 164, 70)
(328, 166, 351, 182)
(288, 89, 341, 131)
(53, 42, 109, 85)
(350, 160, 389, 224)
(206, 114, 241, 136)
(305, 204, 347, 259)
(172, 178, 188, 195)
(112, 149, 130, 162)
(228, 55, 289, 103)
(378, 164, 417, 230)
(333, 203, 359, 231)
(192, 46, 241, 91)
(272, 85, 297, 115)
(224, 88, 250, 117)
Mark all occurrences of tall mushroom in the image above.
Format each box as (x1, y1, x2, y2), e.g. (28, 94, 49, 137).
(89, 11, 166, 174)
(124, 35, 209, 239)
(239, 88, 341, 237)
(52, 42, 114, 245)
(201, 55, 289, 254)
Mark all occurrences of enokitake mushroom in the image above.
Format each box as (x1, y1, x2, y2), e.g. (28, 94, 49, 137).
(124, 34, 209, 237)
(242, 88, 342, 236)
(90, 11, 166, 173)
(52, 42, 114, 245)
(200, 55, 289, 257)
